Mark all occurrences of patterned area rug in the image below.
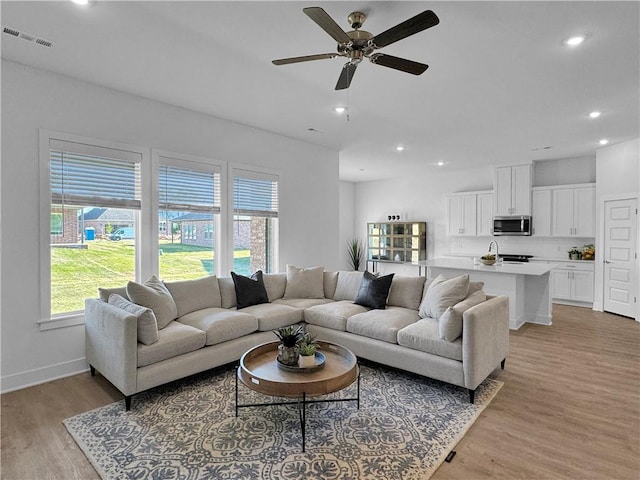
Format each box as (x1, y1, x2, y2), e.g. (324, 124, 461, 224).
(64, 363, 502, 480)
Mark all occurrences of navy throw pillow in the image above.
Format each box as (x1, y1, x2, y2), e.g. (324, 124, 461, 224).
(231, 270, 269, 309)
(354, 271, 394, 309)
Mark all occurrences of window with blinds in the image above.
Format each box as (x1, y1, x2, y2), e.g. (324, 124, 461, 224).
(158, 159, 222, 280)
(48, 138, 143, 317)
(232, 169, 279, 274)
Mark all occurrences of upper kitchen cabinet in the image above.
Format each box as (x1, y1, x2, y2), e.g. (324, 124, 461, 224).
(447, 193, 477, 236)
(531, 188, 552, 236)
(552, 184, 596, 237)
(494, 164, 532, 216)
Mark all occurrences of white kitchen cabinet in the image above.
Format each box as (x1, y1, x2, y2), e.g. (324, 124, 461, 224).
(494, 164, 532, 216)
(477, 192, 494, 236)
(447, 194, 476, 236)
(447, 190, 494, 236)
(551, 261, 594, 304)
(532, 188, 552, 236)
(552, 185, 595, 237)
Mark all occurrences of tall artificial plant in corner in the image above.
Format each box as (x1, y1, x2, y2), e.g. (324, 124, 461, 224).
(347, 238, 364, 271)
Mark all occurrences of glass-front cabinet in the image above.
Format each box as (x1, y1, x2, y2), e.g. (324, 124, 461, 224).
(367, 221, 427, 264)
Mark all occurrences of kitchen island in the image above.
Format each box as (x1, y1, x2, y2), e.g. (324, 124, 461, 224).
(419, 257, 556, 329)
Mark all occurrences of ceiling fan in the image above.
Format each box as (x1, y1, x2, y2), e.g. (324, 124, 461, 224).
(272, 7, 439, 90)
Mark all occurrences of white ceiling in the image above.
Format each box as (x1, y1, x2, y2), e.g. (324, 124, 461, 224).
(2, 1, 639, 182)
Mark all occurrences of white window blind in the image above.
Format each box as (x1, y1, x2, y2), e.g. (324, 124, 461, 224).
(233, 171, 279, 218)
(158, 164, 221, 213)
(50, 139, 141, 209)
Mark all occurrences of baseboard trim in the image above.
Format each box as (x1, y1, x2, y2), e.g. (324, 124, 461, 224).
(1, 357, 88, 394)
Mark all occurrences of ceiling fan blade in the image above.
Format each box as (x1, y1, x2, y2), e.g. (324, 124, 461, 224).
(272, 53, 338, 65)
(371, 10, 439, 49)
(303, 7, 352, 45)
(335, 62, 358, 90)
(369, 53, 428, 75)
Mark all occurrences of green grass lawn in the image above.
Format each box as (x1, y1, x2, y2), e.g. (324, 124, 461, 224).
(51, 239, 250, 314)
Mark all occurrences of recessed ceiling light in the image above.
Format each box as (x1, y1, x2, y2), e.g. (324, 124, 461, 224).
(564, 35, 586, 47)
(71, 0, 90, 5)
(395, 145, 405, 152)
(589, 111, 601, 119)
(599, 138, 609, 145)
(334, 106, 346, 114)
(436, 161, 445, 166)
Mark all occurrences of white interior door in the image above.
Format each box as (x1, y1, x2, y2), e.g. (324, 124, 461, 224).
(603, 198, 638, 317)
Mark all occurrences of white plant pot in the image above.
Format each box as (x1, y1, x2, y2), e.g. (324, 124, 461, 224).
(298, 355, 316, 368)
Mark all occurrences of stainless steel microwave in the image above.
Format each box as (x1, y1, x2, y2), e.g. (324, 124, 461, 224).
(493, 216, 532, 236)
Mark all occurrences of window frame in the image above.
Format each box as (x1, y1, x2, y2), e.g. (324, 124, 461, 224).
(228, 165, 280, 274)
(151, 149, 226, 279)
(39, 130, 150, 330)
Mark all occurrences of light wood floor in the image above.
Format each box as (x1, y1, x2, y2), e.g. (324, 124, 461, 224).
(2, 305, 639, 479)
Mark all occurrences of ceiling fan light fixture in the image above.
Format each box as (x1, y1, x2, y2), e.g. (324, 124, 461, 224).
(564, 35, 586, 47)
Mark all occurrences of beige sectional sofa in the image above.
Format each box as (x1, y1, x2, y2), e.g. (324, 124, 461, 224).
(85, 269, 509, 410)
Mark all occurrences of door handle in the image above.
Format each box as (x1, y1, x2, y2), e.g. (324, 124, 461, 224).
(605, 259, 611, 264)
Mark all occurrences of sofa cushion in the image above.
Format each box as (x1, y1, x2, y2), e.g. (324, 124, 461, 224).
(439, 290, 487, 342)
(126, 275, 178, 329)
(137, 321, 206, 367)
(264, 273, 287, 302)
(354, 271, 394, 309)
(219, 277, 237, 308)
(283, 265, 325, 299)
(177, 308, 259, 346)
(387, 276, 426, 310)
(231, 271, 269, 309)
(304, 300, 369, 331)
(397, 318, 463, 361)
(108, 294, 158, 345)
(418, 274, 470, 320)
(164, 275, 222, 317)
(98, 286, 129, 303)
(273, 298, 334, 309)
(333, 271, 364, 301)
(346, 307, 420, 344)
(237, 303, 303, 331)
(323, 271, 339, 299)
(468, 281, 484, 294)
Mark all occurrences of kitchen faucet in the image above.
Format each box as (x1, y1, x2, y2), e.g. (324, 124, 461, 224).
(488, 240, 500, 263)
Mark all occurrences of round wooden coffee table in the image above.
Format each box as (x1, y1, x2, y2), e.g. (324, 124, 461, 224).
(236, 340, 360, 452)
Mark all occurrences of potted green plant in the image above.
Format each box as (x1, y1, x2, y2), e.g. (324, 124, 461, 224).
(568, 247, 582, 260)
(273, 324, 304, 366)
(297, 333, 319, 368)
(347, 238, 363, 271)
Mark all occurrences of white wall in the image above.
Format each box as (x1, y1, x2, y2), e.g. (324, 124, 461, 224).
(354, 165, 493, 275)
(594, 138, 640, 316)
(338, 181, 356, 270)
(534, 156, 596, 186)
(0, 60, 340, 391)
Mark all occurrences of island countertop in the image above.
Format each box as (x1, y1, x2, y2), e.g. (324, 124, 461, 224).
(418, 257, 556, 276)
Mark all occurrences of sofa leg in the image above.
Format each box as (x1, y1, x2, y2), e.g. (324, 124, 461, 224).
(468, 389, 475, 404)
(125, 395, 132, 411)
(89, 365, 96, 377)
(501, 358, 506, 370)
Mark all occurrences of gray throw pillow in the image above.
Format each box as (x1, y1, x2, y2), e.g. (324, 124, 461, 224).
(439, 290, 487, 341)
(108, 293, 159, 345)
(418, 274, 470, 320)
(126, 275, 178, 329)
(283, 265, 325, 299)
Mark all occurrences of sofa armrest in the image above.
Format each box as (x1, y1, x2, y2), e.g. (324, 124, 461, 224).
(85, 298, 138, 396)
(461, 295, 509, 390)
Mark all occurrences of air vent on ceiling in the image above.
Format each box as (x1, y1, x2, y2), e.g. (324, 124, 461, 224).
(2, 25, 53, 48)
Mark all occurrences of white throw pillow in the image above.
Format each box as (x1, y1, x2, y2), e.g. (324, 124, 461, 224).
(439, 290, 487, 341)
(108, 293, 159, 345)
(418, 274, 470, 320)
(283, 265, 325, 299)
(126, 275, 178, 329)
(164, 275, 221, 317)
